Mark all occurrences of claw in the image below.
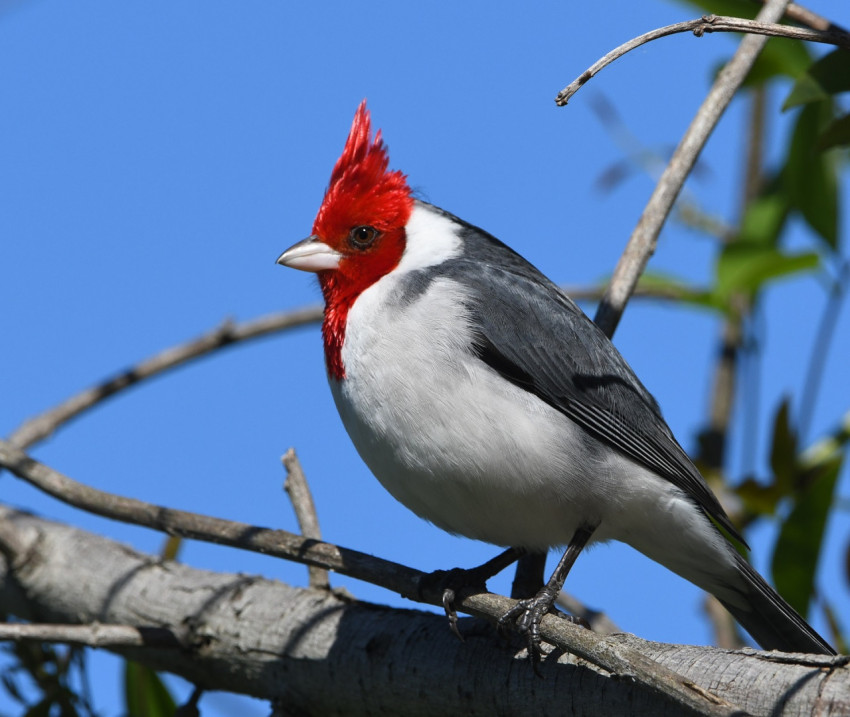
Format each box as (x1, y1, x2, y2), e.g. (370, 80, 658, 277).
(441, 586, 464, 641)
(416, 547, 524, 641)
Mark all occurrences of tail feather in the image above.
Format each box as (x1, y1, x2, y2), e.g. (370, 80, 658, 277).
(720, 551, 835, 655)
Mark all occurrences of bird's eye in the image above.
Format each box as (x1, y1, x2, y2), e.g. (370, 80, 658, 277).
(348, 225, 380, 250)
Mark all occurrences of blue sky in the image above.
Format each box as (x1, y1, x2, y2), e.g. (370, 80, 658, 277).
(1, 1, 847, 714)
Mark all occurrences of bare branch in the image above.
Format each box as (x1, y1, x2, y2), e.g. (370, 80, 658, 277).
(282, 448, 330, 590)
(0, 439, 744, 716)
(7, 507, 844, 715)
(556, 14, 850, 107)
(590, 0, 793, 337)
(5, 305, 323, 450)
(769, 1, 849, 33)
(0, 623, 182, 650)
(4, 284, 689, 460)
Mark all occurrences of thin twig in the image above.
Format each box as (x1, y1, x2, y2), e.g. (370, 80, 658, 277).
(766, 0, 849, 34)
(0, 439, 745, 716)
(0, 623, 182, 649)
(556, 14, 850, 107)
(590, 1, 793, 337)
(5, 306, 324, 450)
(281, 448, 330, 589)
(5, 286, 687, 458)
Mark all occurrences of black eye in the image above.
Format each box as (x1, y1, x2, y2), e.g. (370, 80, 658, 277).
(348, 225, 380, 249)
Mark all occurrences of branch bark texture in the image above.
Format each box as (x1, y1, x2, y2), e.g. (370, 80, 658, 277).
(0, 439, 742, 716)
(2, 506, 847, 716)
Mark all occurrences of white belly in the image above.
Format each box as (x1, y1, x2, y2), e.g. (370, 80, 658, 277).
(329, 271, 741, 599)
(331, 274, 612, 549)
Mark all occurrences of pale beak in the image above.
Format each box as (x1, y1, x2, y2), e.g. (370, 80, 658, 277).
(276, 235, 342, 272)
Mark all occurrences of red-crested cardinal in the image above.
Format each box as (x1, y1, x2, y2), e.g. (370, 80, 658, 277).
(277, 101, 834, 656)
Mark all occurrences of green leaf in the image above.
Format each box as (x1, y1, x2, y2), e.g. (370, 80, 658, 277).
(737, 189, 789, 247)
(735, 476, 782, 516)
(743, 37, 812, 86)
(769, 398, 797, 496)
(783, 49, 850, 110)
(783, 102, 840, 249)
(772, 454, 843, 615)
(818, 113, 850, 151)
(124, 661, 176, 717)
(635, 272, 722, 311)
(714, 243, 819, 300)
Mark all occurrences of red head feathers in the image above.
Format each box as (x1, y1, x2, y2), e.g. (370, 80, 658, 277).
(312, 101, 412, 244)
(310, 101, 414, 380)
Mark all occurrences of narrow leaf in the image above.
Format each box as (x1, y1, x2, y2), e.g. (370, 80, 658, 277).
(124, 660, 176, 717)
(772, 455, 843, 615)
(818, 113, 850, 151)
(783, 103, 840, 249)
(737, 189, 788, 247)
(714, 244, 819, 300)
(743, 37, 813, 87)
(636, 272, 721, 311)
(769, 398, 797, 495)
(783, 49, 850, 110)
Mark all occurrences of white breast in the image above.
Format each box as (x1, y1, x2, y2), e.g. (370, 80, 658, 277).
(329, 206, 604, 548)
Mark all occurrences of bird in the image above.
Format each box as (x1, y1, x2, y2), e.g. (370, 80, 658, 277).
(276, 100, 835, 657)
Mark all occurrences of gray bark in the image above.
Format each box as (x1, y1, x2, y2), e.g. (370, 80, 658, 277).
(0, 505, 846, 716)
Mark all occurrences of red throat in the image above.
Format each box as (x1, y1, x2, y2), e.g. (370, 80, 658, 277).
(313, 101, 413, 380)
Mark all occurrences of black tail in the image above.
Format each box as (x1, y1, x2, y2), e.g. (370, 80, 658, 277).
(720, 551, 835, 655)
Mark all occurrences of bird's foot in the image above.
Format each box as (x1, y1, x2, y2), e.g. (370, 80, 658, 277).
(498, 585, 589, 672)
(418, 547, 524, 640)
(418, 566, 489, 641)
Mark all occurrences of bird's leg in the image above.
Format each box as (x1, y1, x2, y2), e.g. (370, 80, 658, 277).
(419, 546, 525, 640)
(499, 525, 596, 666)
(511, 551, 547, 598)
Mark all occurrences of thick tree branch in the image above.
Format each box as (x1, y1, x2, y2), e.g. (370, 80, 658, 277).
(0, 439, 744, 716)
(3, 507, 848, 716)
(556, 14, 850, 108)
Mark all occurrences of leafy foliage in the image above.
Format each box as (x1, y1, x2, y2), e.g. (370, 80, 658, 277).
(123, 661, 177, 717)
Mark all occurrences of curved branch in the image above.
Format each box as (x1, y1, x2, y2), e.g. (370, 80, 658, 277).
(589, 0, 793, 337)
(5, 305, 323, 450)
(0, 439, 743, 717)
(556, 14, 850, 107)
(4, 284, 688, 456)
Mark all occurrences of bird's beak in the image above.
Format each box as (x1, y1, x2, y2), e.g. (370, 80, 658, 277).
(276, 235, 342, 272)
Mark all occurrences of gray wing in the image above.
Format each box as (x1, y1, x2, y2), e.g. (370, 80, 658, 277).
(435, 221, 744, 546)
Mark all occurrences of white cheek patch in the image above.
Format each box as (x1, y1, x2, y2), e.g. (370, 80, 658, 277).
(397, 203, 463, 272)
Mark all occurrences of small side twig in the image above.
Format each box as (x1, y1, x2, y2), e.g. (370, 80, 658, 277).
(0, 439, 745, 717)
(765, 1, 849, 34)
(281, 448, 330, 590)
(590, 0, 793, 337)
(5, 305, 324, 450)
(0, 623, 182, 649)
(4, 286, 684, 461)
(556, 14, 850, 107)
